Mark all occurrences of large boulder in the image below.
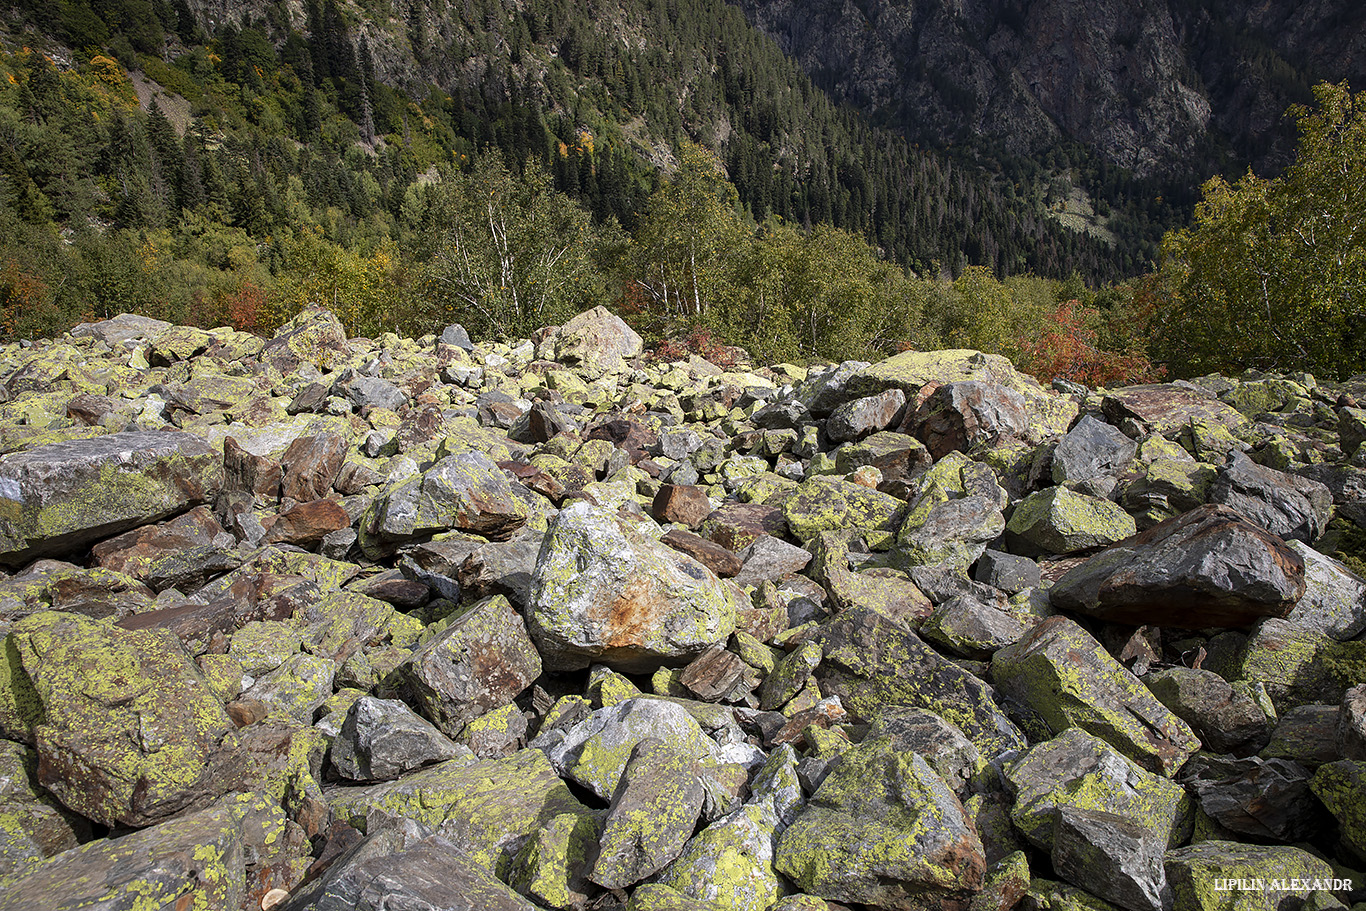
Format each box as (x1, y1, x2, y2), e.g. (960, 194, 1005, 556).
(848, 349, 1076, 437)
(0, 431, 222, 566)
(992, 616, 1201, 775)
(399, 594, 541, 737)
(1101, 384, 1245, 437)
(1047, 504, 1306, 629)
(775, 736, 985, 909)
(0, 792, 308, 911)
(550, 306, 643, 377)
(1210, 453, 1333, 544)
(527, 502, 737, 672)
(814, 606, 1026, 758)
(359, 451, 528, 557)
(5, 611, 240, 827)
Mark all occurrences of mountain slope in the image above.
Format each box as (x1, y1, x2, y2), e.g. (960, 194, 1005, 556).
(730, 0, 1366, 181)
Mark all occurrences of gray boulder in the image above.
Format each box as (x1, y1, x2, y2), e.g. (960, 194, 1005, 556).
(1048, 504, 1306, 629)
(527, 501, 737, 672)
(400, 594, 541, 737)
(1051, 806, 1170, 911)
(1179, 754, 1325, 841)
(1211, 452, 1333, 544)
(826, 389, 906, 443)
(331, 696, 465, 782)
(0, 431, 222, 567)
(1052, 415, 1138, 485)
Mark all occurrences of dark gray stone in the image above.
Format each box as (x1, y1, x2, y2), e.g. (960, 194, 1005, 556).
(332, 696, 464, 782)
(1051, 415, 1138, 485)
(1211, 452, 1333, 543)
(1178, 755, 1326, 841)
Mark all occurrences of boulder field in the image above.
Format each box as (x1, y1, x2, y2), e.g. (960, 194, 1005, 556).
(0, 305, 1364, 911)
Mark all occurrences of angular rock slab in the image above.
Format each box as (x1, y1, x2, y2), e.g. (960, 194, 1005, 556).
(1048, 504, 1306, 630)
(0, 430, 222, 566)
(1052, 415, 1138, 485)
(328, 749, 595, 876)
(527, 501, 737, 672)
(331, 695, 464, 782)
(1285, 540, 1366, 640)
(7, 610, 238, 828)
(590, 738, 706, 889)
(815, 606, 1026, 759)
(0, 793, 303, 911)
(1165, 841, 1337, 911)
(1051, 806, 1170, 911)
(547, 697, 721, 802)
(360, 451, 528, 556)
(1004, 728, 1189, 855)
(992, 616, 1201, 775)
(290, 830, 538, 911)
(775, 736, 985, 909)
(400, 594, 541, 737)
(1211, 453, 1332, 544)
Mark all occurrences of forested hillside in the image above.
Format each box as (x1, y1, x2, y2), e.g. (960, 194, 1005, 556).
(0, 0, 1361, 383)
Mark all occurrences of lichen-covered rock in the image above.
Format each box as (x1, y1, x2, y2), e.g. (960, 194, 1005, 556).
(1164, 841, 1337, 911)
(912, 380, 1038, 459)
(896, 452, 1007, 569)
(0, 791, 306, 911)
(590, 737, 706, 888)
(655, 801, 782, 911)
(7, 610, 240, 828)
(1119, 457, 1216, 528)
(849, 349, 1076, 437)
(331, 695, 464, 782)
(0, 430, 223, 566)
(547, 697, 721, 802)
(400, 594, 541, 737)
(1005, 486, 1136, 557)
(1144, 667, 1274, 754)
(866, 706, 987, 795)
(992, 616, 1201, 775)
(783, 474, 905, 542)
(1004, 728, 1189, 855)
(1211, 453, 1333, 544)
(1309, 760, 1366, 860)
(509, 811, 602, 910)
(1340, 685, 1366, 760)
(360, 451, 528, 556)
(1102, 384, 1246, 437)
(550, 306, 644, 377)
(1231, 618, 1342, 711)
(1048, 505, 1306, 630)
(775, 736, 985, 909)
(328, 748, 594, 877)
(261, 305, 352, 377)
(527, 501, 737, 672)
(919, 594, 1027, 659)
(0, 739, 90, 881)
(816, 606, 1026, 758)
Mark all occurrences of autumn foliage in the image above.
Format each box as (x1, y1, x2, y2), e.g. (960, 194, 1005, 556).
(1017, 299, 1162, 387)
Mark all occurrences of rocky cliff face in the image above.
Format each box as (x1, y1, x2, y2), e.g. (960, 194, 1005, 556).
(0, 308, 1365, 909)
(732, 0, 1366, 176)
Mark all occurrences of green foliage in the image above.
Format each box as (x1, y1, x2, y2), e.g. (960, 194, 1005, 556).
(1155, 82, 1366, 379)
(417, 154, 607, 341)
